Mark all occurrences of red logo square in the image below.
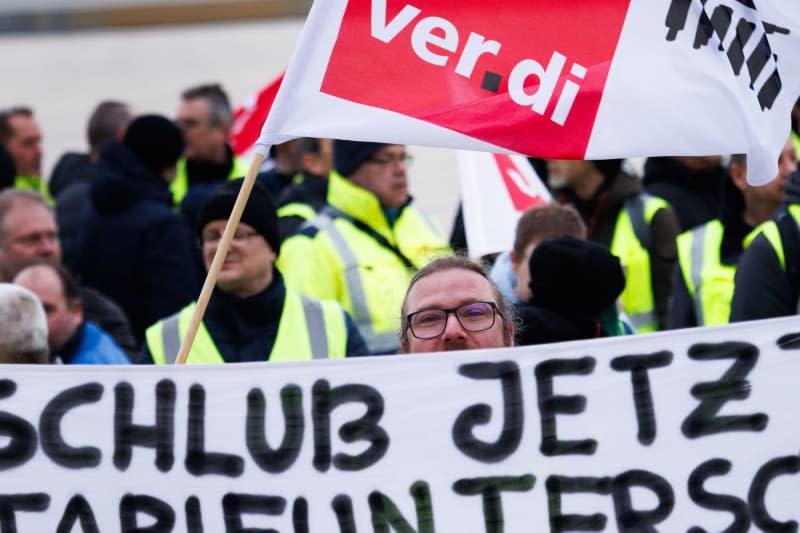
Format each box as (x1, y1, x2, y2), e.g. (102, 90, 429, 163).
(322, 0, 631, 158)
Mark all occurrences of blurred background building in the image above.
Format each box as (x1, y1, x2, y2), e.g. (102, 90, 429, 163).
(0, 0, 311, 32)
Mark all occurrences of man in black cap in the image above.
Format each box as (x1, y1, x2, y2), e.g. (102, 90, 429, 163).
(548, 159, 679, 333)
(278, 140, 450, 354)
(141, 179, 367, 364)
(77, 114, 199, 344)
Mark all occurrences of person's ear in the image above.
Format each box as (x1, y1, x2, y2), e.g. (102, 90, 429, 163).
(729, 162, 748, 192)
(70, 297, 83, 323)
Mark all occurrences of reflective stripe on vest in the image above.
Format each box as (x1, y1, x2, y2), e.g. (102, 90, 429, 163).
(152, 292, 337, 364)
(299, 295, 328, 359)
(677, 220, 736, 326)
(314, 213, 399, 354)
(610, 194, 666, 333)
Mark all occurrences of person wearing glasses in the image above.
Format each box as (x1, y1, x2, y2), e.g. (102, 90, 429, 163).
(142, 179, 368, 364)
(400, 256, 515, 353)
(278, 140, 451, 354)
(173, 83, 248, 224)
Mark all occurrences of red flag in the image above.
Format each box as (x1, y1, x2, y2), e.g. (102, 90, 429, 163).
(231, 72, 284, 155)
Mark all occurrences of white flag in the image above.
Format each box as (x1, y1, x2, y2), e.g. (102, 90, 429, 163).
(257, 0, 800, 184)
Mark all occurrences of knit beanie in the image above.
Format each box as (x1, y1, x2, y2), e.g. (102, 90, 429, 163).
(334, 140, 388, 177)
(196, 179, 281, 254)
(0, 144, 15, 190)
(528, 236, 625, 317)
(123, 115, 185, 176)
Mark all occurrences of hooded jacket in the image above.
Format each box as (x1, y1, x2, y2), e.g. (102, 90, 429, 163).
(77, 142, 199, 342)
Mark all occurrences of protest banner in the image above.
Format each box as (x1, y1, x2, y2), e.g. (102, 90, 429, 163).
(256, 0, 800, 185)
(458, 151, 551, 257)
(1, 316, 799, 531)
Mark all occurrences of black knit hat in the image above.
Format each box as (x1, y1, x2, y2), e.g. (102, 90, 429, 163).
(334, 140, 388, 177)
(196, 179, 281, 254)
(0, 144, 15, 190)
(123, 115, 185, 176)
(528, 236, 625, 317)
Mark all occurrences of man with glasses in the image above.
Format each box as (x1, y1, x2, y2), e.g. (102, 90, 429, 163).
(173, 84, 248, 224)
(142, 179, 367, 364)
(400, 256, 515, 353)
(278, 140, 451, 354)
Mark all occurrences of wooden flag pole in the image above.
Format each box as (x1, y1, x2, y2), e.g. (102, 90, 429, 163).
(174, 152, 265, 365)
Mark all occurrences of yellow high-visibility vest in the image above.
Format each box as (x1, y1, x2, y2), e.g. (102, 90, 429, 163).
(676, 219, 736, 326)
(278, 172, 450, 353)
(146, 290, 348, 364)
(610, 194, 671, 333)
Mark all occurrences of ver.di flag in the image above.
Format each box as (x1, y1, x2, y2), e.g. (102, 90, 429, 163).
(256, 0, 800, 185)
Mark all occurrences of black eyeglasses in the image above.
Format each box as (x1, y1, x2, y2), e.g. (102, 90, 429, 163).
(406, 301, 499, 339)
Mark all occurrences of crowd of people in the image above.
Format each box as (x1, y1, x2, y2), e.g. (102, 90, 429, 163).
(0, 85, 798, 365)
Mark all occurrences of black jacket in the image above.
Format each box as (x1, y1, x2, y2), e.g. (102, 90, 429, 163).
(730, 171, 800, 321)
(277, 172, 329, 239)
(49, 152, 96, 197)
(515, 303, 604, 346)
(51, 153, 98, 273)
(77, 142, 199, 343)
(643, 157, 727, 231)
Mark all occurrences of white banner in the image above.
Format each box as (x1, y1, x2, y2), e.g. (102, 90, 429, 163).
(458, 151, 551, 257)
(0, 317, 799, 530)
(257, 0, 800, 185)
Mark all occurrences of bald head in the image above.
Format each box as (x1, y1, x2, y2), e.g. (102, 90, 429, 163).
(14, 263, 82, 353)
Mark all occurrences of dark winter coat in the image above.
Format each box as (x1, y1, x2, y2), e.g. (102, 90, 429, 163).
(729, 171, 800, 321)
(51, 153, 98, 272)
(77, 142, 199, 342)
(277, 172, 329, 239)
(643, 157, 727, 231)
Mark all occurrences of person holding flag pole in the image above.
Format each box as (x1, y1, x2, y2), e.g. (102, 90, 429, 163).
(151, 156, 264, 364)
(146, 169, 367, 365)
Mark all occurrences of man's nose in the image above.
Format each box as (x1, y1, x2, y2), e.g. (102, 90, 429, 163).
(36, 239, 58, 257)
(441, 312, 466, 340)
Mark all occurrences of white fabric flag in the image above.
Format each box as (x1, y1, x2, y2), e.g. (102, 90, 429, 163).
(458, 151, 551, 257)
(257, 0, 800, 185)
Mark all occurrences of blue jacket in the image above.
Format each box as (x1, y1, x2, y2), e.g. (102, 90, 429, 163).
(77, 143, 200, 342)
(56, 321, 130, 365)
